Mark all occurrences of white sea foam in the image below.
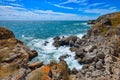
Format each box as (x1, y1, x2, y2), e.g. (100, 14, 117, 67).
(22, 34, 84, 70)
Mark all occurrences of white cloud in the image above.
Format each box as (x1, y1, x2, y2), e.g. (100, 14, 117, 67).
(52, 4, 74, 9)
(3, 0, 16, 2)
(10, 3, 23, 7)
(84, 7, 117, 14)
(87, 3, 104, 7)
(0, 5, 92, 20)
(60, 0, 86, 4)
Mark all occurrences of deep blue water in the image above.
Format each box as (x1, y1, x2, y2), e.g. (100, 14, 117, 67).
(0, 21, 89, 39)
(0, 21, 90, 70)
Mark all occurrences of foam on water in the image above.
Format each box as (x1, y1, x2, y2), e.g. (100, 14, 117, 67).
(22, 34, 84, 70)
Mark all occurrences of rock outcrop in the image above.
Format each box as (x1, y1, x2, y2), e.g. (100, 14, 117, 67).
(53, 11, 120, 80)
(0, 27, 71, 80)
(71, 12, 120, 80)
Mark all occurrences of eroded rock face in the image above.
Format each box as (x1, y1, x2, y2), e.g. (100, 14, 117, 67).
(53, 12, 120, 80)
(0, 27, 72, 80)
(70, 12, 120, 80)
(0, 27, 39, 80)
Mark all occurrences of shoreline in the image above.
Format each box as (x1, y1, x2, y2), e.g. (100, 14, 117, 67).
(0, 11, 120, 80)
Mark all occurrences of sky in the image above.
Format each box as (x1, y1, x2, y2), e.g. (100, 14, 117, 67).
(0, 0, 120, 20)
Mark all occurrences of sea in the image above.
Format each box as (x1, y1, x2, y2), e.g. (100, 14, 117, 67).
(0, 21, 90, 70)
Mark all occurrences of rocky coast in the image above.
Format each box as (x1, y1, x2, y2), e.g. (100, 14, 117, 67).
(0, 11, 120, 80)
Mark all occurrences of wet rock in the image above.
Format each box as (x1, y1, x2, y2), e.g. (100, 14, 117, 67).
(53, 35, 80, 47)
(61, 36, 78, 46)
(53, 41, 61, 47)
(59, 54, 71, 60)
(29, 50, 38, 59)
(43, 41, 49, 46)
(53, 36, 60, 41)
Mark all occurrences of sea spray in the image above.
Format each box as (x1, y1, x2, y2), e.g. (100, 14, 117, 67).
(22, 34, 84, 70)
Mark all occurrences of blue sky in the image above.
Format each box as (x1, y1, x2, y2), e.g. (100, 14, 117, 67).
(0, 0, 120, 20)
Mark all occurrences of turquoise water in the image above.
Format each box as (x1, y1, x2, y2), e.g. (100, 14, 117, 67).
(0, 21, 90, 70)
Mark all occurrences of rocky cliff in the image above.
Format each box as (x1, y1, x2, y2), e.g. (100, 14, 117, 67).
(0, 27, 71, 80)
(53, 11, 120, 80)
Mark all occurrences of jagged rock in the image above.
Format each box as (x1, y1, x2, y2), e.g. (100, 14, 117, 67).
(97, 52, 105, 59)
(53, 35, 80, 47)
(92, 70, 101, 77)
(26, 65, 51, 80)
(27, 61, 43, 69)
(83, 52, 96, 64)
(95, 60, 103, 70)
(0, 68, 26, 80)
(84, 45, 97, 52)
(59, 54, 70, 60)
(75, 48, 85, 58)
(71, 68, 78, 74)
(53, 36, 60, 41)
(2, 53, 21, 63)
(50, 61, 70, 80)
(29, 50, 38, 59)
(0, 27, 35, 80)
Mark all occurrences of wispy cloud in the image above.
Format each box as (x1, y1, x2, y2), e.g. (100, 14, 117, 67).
(87, 3, 104, 7)
(52, 4, 74, 9)
(60, 0, 87, 4)
(84, 7, 117, 14)
(0, 5, 92, 20)
(9, 3, 23, 7)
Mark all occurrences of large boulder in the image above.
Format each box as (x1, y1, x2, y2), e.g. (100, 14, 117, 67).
(26, 65, 51, 80)
(53, 36, 80, 47)
(27, 61, 43, 69)
(26, 61, 71, 80)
